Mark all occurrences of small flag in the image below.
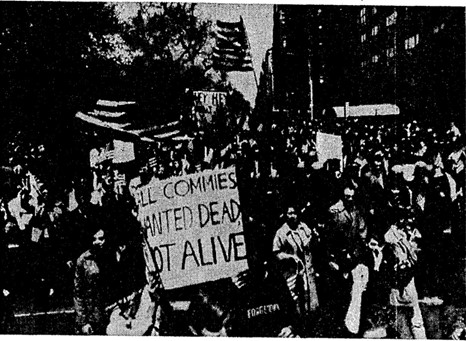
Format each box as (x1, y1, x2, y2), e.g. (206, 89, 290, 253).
(213, 17, 254, 72)
(114, 173, 126, 195)
(148, 157, 158, 169)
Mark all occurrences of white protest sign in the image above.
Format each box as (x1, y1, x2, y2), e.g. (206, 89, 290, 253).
(113, 139, 135, 164)
(136, 167, 248, 290)
(316, 132, 343, 170)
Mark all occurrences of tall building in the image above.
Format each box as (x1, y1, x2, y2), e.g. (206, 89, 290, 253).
(272, 6, 312, 117)
(306, 6, 359, 116)
(270, 5, 465, 121)
(353, 6, 464, 120)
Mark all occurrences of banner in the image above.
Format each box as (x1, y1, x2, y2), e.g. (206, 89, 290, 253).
(333, 103, 400, 118)
(316, 132, 343, 170)
(136, 167, 248, 290)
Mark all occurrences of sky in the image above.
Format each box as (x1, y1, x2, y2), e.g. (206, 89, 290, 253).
(197, 3, 274, 108)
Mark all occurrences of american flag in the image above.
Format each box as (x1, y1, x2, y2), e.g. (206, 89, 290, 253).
(213, 17, 254, 72)
(76, 100, 183, 142)
(148, 157, 158, 169)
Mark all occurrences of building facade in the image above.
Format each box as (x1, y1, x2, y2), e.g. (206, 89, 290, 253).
(270, 5, 465, 122)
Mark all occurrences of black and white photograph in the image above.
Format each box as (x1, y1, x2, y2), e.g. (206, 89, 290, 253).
(0, 1, 464, 338)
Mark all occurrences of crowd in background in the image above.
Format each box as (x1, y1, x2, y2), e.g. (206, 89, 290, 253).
(0, 115, 465, 338)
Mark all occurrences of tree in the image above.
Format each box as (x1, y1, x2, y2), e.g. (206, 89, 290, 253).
(0, 2, 117, 171)
(91, 2, 218, 127)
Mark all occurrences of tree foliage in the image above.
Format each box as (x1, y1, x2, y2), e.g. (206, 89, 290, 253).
(0, 2, 117, 142)
(89, 3, 220, 125)
(0, 2, 251, 156)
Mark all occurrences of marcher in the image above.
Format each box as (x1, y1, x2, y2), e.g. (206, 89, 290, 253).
(0, 218, 16, 334)
(316, 184, 368, 337)
(273, 205, 319, 319)
(1, 112, 464, 337)
(74, 226, 115, 335)
(359, 232, 395, 339)
(186, 283, 234, 337)
(230, 258, 300, 337)
(384, 220, 427, 339)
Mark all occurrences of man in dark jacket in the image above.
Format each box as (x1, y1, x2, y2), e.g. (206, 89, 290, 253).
(231, 259, 300, 337)
(74, 226, 115, 335)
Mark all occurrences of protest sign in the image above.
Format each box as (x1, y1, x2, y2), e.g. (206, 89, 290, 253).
(193, 91, 227, 109)
(136, 167, 248, 290)
(113, 139, 135, 164)
(192, 91, 227, 124)
(333, 103, 400, 117)
(316, 132, 343, 170)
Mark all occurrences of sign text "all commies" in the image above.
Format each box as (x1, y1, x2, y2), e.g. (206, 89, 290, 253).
(136, 167, 248, 290)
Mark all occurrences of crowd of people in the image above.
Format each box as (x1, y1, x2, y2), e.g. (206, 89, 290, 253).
(0, 115, 464, 338)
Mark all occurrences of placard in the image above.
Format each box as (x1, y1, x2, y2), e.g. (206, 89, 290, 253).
(316, 132, 343, 171)
(136, 167, 248, 290)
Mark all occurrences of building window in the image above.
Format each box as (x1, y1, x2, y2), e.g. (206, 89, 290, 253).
(372, 7, 377, 15)
(386, 11, 397, 26)
(433, 23, 445, 33)
(372, 55, 379, 63)
(386, 47, 395, 58)
(371, 26, 379, 36)
(361, 33, 366, 43)
(360, 7, 366, 24)
(279, 11, 286, 25)
(404, 34, 419, 50)
(361, 60, 368, 68)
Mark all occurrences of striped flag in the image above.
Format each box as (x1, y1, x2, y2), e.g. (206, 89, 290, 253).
(148, 157, 158, 170)
(104, 148, 115, 161)
(76, 100, 183, 143)
(213, 17, 254, 72)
